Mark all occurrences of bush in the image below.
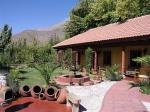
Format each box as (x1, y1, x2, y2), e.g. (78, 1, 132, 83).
(105, 64, 123, 81)
(7, 68, 20, 97)
(130, 79, 150, 94)
(85, 47, 93, 74)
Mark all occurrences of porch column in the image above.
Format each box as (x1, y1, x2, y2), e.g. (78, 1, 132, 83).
(94, 51, 98, 71)
(121, 48, 125, 74)
(75, 51, 79, 65)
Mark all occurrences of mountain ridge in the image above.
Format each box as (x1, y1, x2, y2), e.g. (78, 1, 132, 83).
(12, 21, 66, 43)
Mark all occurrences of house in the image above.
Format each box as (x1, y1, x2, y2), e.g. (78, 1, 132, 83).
(54, 15, 150, 76)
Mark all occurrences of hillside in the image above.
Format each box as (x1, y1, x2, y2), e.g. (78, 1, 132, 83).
(12, 22, 65, 43)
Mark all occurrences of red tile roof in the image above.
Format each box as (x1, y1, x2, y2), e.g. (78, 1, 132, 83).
(54, 15, 150, 48)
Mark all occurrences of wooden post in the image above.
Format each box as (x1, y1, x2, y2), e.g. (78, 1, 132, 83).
(121, 48, 125, 74)
(94, 51, 98, 71)
(75, 51, 79, 66)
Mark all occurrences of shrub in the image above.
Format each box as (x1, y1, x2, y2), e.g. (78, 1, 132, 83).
(105, 64, 123, 81)
(7, 68, 20, 97)
(85, 47, 93, 74)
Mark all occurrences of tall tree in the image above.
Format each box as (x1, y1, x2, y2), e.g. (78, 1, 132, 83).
(0, 25, 12, 52)
(65, 0, 150, 38)
(139, 0, 150, 15)
(0, 25, 12, 67)
(65, 0, 93, 38)
(115, 0, 140, 21)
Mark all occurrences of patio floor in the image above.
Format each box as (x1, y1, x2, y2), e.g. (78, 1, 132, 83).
(0, 97, 71, 112)
(100, 80, 150, 112)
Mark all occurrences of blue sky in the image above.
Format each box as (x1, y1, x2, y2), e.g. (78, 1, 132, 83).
(0, 0, 78, 34)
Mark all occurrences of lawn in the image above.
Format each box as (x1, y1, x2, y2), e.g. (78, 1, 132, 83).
(19, 67, 73, 87)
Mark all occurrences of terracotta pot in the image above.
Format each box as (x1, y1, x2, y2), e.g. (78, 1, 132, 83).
(39, 93, 45, 100)
(54, 89, 60, 100)
(0, 86, 13, 100)
(57, 88, 68, 104)
(44, 86, 57, 101)
(31, 85, 43, 98)
(19, 85, 30, 97)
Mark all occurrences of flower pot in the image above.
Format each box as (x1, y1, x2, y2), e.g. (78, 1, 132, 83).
(44, 86, 57, 101)
(31, 85, 43, 98)
(19, 85, 30, 97)
(57, 88, 68, 104)
(39, 93, 45, 100)
(54, 89, 60, 100)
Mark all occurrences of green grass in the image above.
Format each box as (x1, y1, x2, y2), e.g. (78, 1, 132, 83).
(18, 67, 72, 87)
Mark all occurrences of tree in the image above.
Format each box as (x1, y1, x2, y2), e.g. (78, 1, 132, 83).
(0, 25, 12, 67)
(0, 25, 12, 52)
(65, 0, 93, 38)
(33, 63, 58, 85)
(139, 0, 150, 15)
(48, 34, 60, 46)
(65, 0, 150, 38)
(115, 0, 140, 21)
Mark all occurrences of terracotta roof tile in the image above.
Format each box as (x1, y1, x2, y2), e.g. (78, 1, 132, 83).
(54, 15, 150, 48)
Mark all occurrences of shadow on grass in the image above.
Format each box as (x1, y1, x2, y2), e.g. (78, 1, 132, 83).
(5, 101, 33, 112)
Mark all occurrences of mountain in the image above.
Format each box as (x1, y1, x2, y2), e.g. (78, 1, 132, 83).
(12, 22, 65, 44)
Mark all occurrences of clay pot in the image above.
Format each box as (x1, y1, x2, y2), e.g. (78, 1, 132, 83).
(54, 89, 60, 100)
(39, 93, 45, 100)
(0, 86, 13, 100)
(44, 86, 57, 101)
(57, 88, 68, 104)
(19, 85, 30, 97)
(31, 85, 43, 98)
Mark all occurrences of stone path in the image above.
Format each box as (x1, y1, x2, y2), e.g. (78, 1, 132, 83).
(100, 80, 150, 112)
(67, 81, 115, 112)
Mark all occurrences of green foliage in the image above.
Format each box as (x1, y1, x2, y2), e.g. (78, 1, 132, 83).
(133, 55, 150, 65)
(48, 33, 60, 46)
(0, 25, 12, 67)
(133, 55, 150, 79)
(130, 79, 150, 94)
(85, 47, 93, 74)
(0, 24, 12, 52)
(105, 64, 123, 81)
(32, 63, 59, 85)
(132, 55, 150, 94)
(140, 86, 150, 94)
(139, 0, 150, 15)
(115, 0, 140, 21)
(64, 48, 73, 68)
(65, 0, 150, 38)
(7, 68, 20, 96)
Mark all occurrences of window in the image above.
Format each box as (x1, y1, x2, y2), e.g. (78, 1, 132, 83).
(103, 50, 111, 66)
(129, 49, 142, 68)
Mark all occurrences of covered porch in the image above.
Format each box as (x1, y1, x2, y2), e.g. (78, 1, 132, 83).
(56, 38, 150, 77)
(54, 15, 150, 78)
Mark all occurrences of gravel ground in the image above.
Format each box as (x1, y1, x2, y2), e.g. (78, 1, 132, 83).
(67, 81, 116, 112)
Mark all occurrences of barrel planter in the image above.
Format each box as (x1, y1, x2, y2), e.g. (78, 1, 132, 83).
(19, 85, 30, 97)
(39, 93, 45, 100)
(31, 85, 43, 98)
(44, 86, 57, 101)
(57, 88, 68, 104)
